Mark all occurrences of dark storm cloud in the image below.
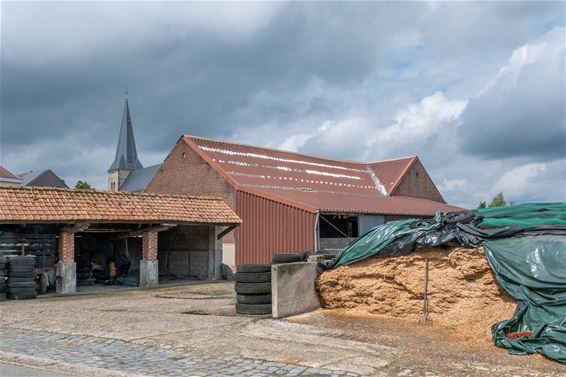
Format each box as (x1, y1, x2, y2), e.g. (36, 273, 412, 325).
(457, 28, 565, 160)
(0, 1, 564, 205)
(1, 2, 395, 151)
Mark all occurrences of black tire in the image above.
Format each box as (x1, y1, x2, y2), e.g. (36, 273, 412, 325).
(7, 257, 36, 267)
(6, 276, 34, 282)
(235, 272, 271, 283)
(445, 211, 475, 224)
(272, 253, 301, 264)
(7, 292, 37, 300)
(9, 265, 34, 273)
(8, 288, 37, 296)
(235, 282, 271, 295)
(7, 272, 35, 279)
(0, 284, 7, 293)
(235, 303, 272, 315)
(0, 292, 6, 301)
(299, 251, 312, 261)
(237, 293, 272, 305)
(7, 281, 36, 289)
(236, 264, 271, 273)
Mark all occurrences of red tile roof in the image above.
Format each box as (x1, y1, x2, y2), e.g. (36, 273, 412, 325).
(368, 157, 416, 194)
(242, 187, 461, 216)
(184, 135, 386, 195)
(0, 186, 241, 225)
(0, 166, 19, 180)
(183, 135, 463, 215)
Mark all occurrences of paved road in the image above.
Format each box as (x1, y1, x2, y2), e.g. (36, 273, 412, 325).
(0, 362, 73, 377)
(0, 327, 359, 377)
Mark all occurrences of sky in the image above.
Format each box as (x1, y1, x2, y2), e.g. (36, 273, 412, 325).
(0, 1, 564, 208)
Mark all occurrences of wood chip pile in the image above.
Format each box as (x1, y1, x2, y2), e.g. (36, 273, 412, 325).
(317, 247, 517, 343)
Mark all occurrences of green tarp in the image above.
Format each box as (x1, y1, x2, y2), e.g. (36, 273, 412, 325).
(329, 213, 443, 269)
(325, 203, 566, 363)
(485, 236, 566, 363)
(475, 203, 566, 227)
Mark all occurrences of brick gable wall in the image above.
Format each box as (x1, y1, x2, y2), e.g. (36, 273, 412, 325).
(145, 140, 237, 241)
(391, 159, 445, 203)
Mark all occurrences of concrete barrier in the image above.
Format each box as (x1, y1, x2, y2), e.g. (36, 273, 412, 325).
(272, 262, 320, 319)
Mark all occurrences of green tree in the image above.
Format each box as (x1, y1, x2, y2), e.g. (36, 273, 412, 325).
(477, 201, 487, 209)
(488, 192, 507, 208)
(75, 180, 92, 190)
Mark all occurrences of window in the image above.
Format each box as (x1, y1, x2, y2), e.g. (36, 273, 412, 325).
(320, 215, 358, 238)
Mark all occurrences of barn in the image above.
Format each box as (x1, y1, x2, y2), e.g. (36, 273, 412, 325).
(145, 135, 461, 265)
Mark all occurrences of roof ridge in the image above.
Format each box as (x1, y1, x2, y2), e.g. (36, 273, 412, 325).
(367, 155, 417, 164)
(185, 134, 420, 167)
(184, 134, 368, 166)
(0, 185, 224, 201)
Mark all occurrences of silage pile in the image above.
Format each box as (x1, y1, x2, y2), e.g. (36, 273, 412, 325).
(317, 247, 517, 342)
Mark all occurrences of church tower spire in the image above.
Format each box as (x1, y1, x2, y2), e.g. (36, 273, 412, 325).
(108, 96, 143, 191)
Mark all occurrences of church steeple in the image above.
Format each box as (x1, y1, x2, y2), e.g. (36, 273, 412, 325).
(108, 96, 143, 191)
(108, 97, 143, 172)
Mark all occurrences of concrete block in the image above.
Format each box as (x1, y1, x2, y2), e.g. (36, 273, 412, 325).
(307, 254, 326, 263)
(272, 262, 320, 319)
(56, 261, 76, 294)
(140, 259, 159, 288)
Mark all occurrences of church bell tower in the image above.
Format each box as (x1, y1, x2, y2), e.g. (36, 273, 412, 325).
(108, 96, 143, 191)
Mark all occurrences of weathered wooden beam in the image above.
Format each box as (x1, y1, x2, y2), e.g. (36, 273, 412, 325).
(217, 225, 237, 240)
(61, 222, 90, 233)
(111, 224, 176, 240)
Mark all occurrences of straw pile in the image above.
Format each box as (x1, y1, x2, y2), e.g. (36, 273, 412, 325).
(317, 247, 517, 342)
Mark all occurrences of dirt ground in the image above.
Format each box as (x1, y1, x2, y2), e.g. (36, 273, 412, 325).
(0, 282, 563, 376)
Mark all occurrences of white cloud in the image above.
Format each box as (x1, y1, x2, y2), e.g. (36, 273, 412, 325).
(277, 133, 314, 152)
(477, 28, 558, 97)
(371, 92, 467, 153)
(437, 178, 467, 192)
(491, 163, 547, 198)
(280, 91, 467, 162)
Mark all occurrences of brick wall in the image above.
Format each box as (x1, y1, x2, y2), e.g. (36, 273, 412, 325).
(145, 140, 236, 242)
(58, 230, 75, 263)
(142, 231, 158, 260)
(391, 159, 445, 203)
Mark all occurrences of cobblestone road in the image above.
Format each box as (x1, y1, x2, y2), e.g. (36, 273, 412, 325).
(0, 327, 361, 377)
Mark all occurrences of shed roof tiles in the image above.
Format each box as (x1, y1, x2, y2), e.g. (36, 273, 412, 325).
(0, 186, 241, 225)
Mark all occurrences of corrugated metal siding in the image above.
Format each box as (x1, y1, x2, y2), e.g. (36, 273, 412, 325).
(235, 190, 316, 264)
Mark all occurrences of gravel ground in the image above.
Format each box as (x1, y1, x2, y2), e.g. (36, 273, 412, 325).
(0, 282, 563, 376)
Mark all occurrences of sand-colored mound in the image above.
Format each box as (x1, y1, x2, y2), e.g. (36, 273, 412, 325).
(317, 247, 517, 343)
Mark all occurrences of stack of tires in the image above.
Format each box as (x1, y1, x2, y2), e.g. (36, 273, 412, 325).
(7, 256, 37, 300)
(235, 264, 272, 315)
(0, 257, 7, 301)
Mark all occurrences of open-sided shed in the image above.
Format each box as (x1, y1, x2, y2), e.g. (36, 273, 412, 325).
(0, 186, 240, 294)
